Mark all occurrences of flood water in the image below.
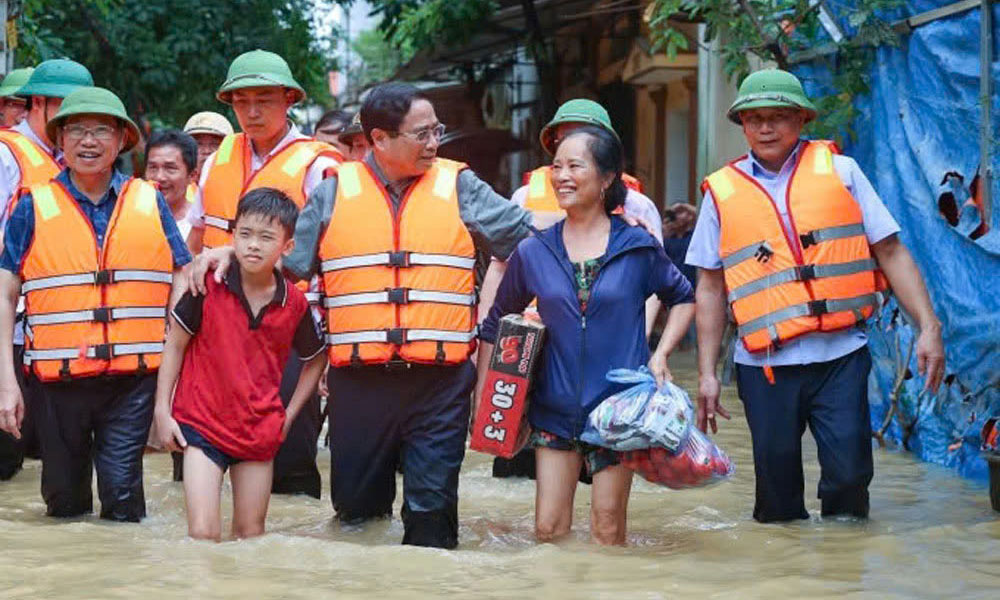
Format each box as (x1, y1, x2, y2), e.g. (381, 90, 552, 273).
(1, 351, 998, 599)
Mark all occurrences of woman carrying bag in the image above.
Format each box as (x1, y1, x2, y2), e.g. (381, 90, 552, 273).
(477, 126, 695, 545)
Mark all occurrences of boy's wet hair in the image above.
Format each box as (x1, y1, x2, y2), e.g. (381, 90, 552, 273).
(235, 187, 299, 239)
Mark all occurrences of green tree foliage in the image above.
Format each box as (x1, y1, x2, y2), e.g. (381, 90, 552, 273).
(649, 0, 903, 143)
(16, 0, 335, 127)
(350, 28, 406, 90)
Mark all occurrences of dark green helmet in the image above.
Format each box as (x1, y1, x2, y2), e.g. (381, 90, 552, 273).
(217, 50, 305, 105)
(727, 69, 817, 124)
(16, 59, 93, 99)
(539, 99, 619, 155)
(46, 87, 140, 152)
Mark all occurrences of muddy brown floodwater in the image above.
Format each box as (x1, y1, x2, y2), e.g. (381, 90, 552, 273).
(1, 351, 998, 599)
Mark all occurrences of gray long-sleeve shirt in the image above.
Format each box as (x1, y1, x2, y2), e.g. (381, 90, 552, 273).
(285, 153, 533, 281)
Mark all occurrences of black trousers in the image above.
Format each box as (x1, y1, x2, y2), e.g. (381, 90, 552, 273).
(271, 350, 322, 498)
(0, 345, 39, 480)
(737, 347, 874, 523)
(32, 373, 155, 521)
(328, 361, 475, 549)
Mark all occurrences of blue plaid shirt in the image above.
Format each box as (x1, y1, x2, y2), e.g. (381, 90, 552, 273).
(0, 169, 192, 274)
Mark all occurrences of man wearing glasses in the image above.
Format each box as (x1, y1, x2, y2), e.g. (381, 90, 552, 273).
(0, 87, 191, 520)
(191, 82, 532, 548)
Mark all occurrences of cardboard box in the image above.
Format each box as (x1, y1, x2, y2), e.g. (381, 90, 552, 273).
(469, 314, 545, 458)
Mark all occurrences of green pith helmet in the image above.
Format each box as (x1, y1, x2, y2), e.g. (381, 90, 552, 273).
(16, 59, 94, 99)
(46, 87, 140, 152)
(217, 49, 305, 104)
(727, 69, 817, 124)
(539, 99, 619, 155)
(0, 68, 35, 98)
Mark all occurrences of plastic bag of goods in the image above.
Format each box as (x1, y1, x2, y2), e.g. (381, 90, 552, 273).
(581, 367, 691, 452)
(582, 367, 733, 489)
(620, 426, 734, 489)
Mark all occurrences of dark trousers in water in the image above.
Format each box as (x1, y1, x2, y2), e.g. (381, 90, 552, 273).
(171, 352, 322, 500)
(271, 350, 321, 498)
(736, 346, 874, 523)
(0, 345, 39, 480)
(31, 373, 155, 521)
(328, 361, 474, 549)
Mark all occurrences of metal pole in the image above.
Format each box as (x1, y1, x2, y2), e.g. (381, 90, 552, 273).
(981, 0, 994, 227)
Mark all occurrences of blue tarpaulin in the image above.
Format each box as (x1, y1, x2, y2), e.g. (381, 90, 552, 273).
(795, 0, 1000, 478)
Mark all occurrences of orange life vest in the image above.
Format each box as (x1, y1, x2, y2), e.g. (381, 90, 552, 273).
(522, 165, 640, 215)
(201, 133, 343, 248)
(703, 140, 888, 354)
(319, 158, 477, 366)
(20, 178, 173, 381)
(0, 129, 61, 215)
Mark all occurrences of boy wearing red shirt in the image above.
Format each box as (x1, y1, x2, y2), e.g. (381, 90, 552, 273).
(154, 188, 325, 541)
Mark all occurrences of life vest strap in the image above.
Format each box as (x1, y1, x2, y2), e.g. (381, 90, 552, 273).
(25, 306, 167, 327)
(736, 293, 883, 339)
(798, 223, 866, 249)
(727, 259, 878, 303)
(722, 240, 773, 269)
(24, 342, 165, 364)
(22, 270, 173, 293)
(203, 214, 234, 233)
(320, 251, 475, 272)
(323, 289, 476, 309)
(326, 327, 478, 346)
(303, 291, 321, 305)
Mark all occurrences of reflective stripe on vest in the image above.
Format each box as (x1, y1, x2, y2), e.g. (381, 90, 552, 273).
(704, 140, 887, 354)
(0, 130, 61, 218)
(21, 179, 173, 381)
(326, 327, 479, 346)
(318, 158, 476, 366)
(320, 252, 476, 272)
(201, 134, 342, 248)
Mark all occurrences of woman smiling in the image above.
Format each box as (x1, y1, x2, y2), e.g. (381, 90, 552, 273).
(477, 126, 695, 545)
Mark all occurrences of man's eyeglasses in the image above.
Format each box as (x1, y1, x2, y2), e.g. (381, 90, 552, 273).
(394, 123, 446, 144)
(63, 124, 118, 142)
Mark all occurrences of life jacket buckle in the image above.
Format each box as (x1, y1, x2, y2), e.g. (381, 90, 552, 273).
(796, 265, 816, 281)
(92, 344, 113, 360)
(807, 300, 828, 316)
(799, 231, 817, 249)
(93, 307, 112, 323)
(754, 242, 774, 263)
(386, 328, 406, 345)
(386, 287, 409, 304)
(388, 251, 410, 267)
(94, 269, 113, 285)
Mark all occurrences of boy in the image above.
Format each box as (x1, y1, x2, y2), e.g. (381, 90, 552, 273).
(154, 187, 325, 540)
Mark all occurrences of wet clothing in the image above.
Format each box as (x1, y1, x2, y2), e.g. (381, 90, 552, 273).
(171, 263, 323, 462)
(481, 217, 694, 441)
(31, 373, 155, 521)
(271, 349, 322, 498)
(685, 143, 891, 522)
(179, 423, 243, 472)
(291, 153, 530, 549)
(736, 347, 874, 522)
(530, 429, 619, 476)
(328, 362, 475, 549)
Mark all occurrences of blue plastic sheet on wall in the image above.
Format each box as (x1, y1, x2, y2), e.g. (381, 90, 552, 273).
(793, 0, 1000, 479)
